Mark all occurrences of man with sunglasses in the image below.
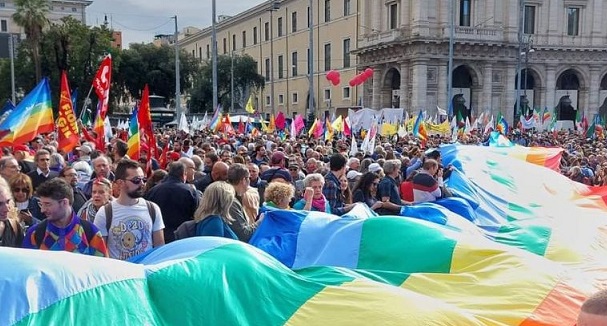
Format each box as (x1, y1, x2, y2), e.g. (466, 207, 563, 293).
(26, 149, 59, 191)
(22, 178, 108, 257)
(94, 159, 165, 260)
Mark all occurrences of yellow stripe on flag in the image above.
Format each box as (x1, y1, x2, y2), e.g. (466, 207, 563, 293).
(401, 238, 563, 326)
(286, 279, 483, 325)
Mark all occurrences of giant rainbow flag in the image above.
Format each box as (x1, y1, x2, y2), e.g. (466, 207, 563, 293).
(1, 144, 606, 325)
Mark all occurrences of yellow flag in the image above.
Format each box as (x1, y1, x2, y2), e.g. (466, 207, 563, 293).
(268, 114, 276, 132)
(331, 116, 344, 132)
(380, 123, 397, 136)
(260, 117, 268, 132)
(245, 95, 255, 113)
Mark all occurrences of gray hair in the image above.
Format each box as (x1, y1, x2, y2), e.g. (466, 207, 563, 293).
(347, 158, 360, 168)
(303, 173, 325, 187)
(383, 159, 402, 175)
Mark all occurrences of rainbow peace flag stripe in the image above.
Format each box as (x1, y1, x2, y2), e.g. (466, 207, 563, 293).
(1, 144, 605, 325)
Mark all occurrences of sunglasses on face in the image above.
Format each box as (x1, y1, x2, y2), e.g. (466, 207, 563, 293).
(125, 177, 147, 184)
(12, 187, 29, 193)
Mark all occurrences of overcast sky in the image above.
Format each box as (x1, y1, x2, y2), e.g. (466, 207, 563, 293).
(87, 0, 267, 46)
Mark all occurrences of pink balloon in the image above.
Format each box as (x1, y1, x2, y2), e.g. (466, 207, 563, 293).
(364, 68, 374, 78)
(332, 77, 340, 86)
(349, 78, 357, 87)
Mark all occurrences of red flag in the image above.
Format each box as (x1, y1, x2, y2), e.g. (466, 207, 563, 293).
(138, 85, 157, 159)
(275, 111, 286, 130)
(92, 55, 112, 119)
(158, 141, 170, 169)
(238, 120, 245, 134)
(57, 71, 79, 152)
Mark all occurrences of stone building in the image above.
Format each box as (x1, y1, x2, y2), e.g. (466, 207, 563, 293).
(356, 0, 607, 123)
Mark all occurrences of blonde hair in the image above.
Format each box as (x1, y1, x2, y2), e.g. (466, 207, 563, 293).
(194, 181, 235, 223)
(264, 182, 294, 207)
(0, 177, 18, 220)
(241, 187, 260, 224)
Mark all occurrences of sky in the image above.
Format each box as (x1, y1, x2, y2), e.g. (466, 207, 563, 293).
(87, 0, 267, 47)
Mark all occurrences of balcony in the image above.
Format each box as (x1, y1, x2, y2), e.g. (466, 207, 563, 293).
(359, 29, 403, 48)
(452, 26, 504, 43)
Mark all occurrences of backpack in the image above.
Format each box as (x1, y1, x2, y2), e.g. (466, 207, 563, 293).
(103, 200, 157, 233)
(174, 220, 198, 240)
(33, 219, 97, 247)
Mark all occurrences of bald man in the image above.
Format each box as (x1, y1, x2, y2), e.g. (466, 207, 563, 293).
(578, 289, 607, 326)
(194, 161, 229, 193)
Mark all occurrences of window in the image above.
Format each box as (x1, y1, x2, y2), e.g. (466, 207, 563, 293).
(206, 45, 210, 59)
(342, 38, 351, 68)
(567, 7, 580, 36)
(292, 51, 298, 76)
(72, 7, 77, 12)
(292, 12, 297, 32)
(524, 6, 535, 34)
(232, 34, 236, 50)
(324, 0, 331, 22)
(199, 47, 202, 59)
(389, 3, 398, 29)
(307, 48, 311, 74)
(242, 31, 247, 47)
(324, 43, 331, 71)
(0, 3, 5, 8)
(223, 38, 227, 54)
(307, 6, 311, 27)
(459, 0, 471, 26)
(278, 94, 284, 105)
(344, 0, 351, 16)
(278, 17, 283, 36)
(343, 87, 351, 99)
(265, 22, 270, 41)
(253, 27, 258, 44)
(265, 58, 270, 81)
(324, 89, 331, 100)
(292, 92, 299, 104)
(266, 95, 271, 106)
(278, 55, 284, 79)
(0, 20, 6, 33)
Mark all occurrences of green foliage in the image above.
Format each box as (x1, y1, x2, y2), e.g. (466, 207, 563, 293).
(188, 54, 265, 113)
(113, 43, 201, 106)
(13, 0, 50, 82)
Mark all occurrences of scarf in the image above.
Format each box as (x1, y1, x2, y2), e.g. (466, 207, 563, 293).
(311, 195, 326, 212)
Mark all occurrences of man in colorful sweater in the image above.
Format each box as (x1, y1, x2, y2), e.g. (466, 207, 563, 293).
(23, 178, 108, 257)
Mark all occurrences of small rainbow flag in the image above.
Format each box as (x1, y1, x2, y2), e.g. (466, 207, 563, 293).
(127, 108, 140, 160)
(0, 78, 54, 146)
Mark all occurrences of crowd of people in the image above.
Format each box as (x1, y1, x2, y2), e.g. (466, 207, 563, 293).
(0, 125, 602, 254)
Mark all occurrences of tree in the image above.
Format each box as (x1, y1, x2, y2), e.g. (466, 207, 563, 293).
(113, 43, 200, 106)
(0, 17, 114, 113)
(12, 0, 50, 82)
(188, 54, 265, 113)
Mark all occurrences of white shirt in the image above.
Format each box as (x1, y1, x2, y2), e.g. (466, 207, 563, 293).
(93, 199, 164, 260)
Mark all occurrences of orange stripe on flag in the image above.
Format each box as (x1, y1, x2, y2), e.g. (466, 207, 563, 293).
(519, 280, 585, 326)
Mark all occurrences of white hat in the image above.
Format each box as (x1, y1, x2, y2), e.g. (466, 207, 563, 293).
(346, 170, 362, 180)
(368, 163, 383, 173)
(76, 144, 92, 154)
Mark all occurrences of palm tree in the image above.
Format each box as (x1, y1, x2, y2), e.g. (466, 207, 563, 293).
(13, 0, 50, 82)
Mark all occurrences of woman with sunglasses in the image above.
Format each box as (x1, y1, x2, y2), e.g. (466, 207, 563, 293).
(0, 178, 24, 247)
(8, 173, 41, 229)
(78, 178, 113, 222)
(352, 172, 383, 212)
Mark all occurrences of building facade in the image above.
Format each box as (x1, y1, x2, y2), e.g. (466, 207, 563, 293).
(357, 0, 607, 124)
(0, 0, 92, 35)
(180, 0, 362, 118)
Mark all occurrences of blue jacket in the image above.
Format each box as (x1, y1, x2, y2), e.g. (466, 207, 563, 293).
(196, 215, 238, 240)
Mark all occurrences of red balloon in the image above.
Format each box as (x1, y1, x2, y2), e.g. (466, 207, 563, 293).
(364, 68, 374, 78)
(348, 78, 357, 87)
(332, 77, 340, 86)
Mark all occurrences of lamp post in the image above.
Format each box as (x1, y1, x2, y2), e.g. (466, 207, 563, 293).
(211, 0, 218, 112)
(307, 0, 315, 129)
(522, 36, 534, 97)
(269, 1, 280, 116)
(515, 0, 525, 123)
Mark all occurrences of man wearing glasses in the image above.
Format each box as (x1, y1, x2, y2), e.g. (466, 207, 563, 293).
(94, 159, 165, 260)
(22, 178, 108, 257)
(26, 149, 59, 191)
(0, 156, 21, 181)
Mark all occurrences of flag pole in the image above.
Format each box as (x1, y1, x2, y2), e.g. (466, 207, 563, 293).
(78, 84, 94, 120)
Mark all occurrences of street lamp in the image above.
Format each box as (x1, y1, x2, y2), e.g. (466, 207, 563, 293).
(268, 1, 280, 116)
(522, 36, 534, 97)
(307, 0, 315, 130)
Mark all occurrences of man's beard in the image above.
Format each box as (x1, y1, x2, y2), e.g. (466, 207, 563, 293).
(127, 187, 145, 198)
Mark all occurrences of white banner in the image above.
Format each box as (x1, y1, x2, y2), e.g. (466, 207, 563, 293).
(348, 108, 404, 131)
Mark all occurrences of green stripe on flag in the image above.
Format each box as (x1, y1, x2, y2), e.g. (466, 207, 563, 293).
(14, 279, 152, 326)
(494, 223, 551, 256)
(357, 218, 456, 273)
(146, 244, 328, 325)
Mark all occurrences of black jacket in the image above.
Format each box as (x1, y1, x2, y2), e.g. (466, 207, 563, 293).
(146, 175, 199, 243)
(27, 169, 59, 191)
